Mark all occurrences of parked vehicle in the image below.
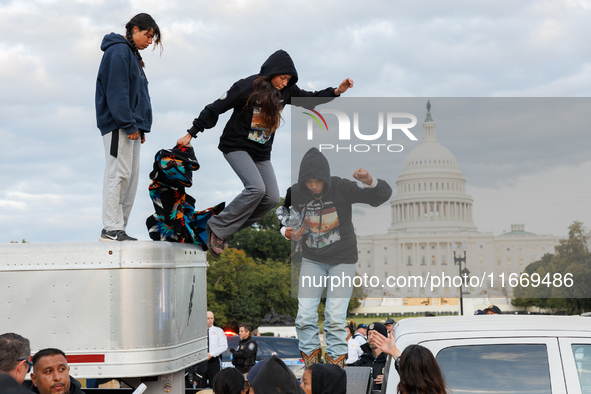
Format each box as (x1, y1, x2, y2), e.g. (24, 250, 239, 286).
(257, 326, 297, 338)
(382, 315, 591, 394)
(221, 334, 305, 378)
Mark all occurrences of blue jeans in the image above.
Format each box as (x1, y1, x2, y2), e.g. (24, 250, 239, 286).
(296, 258, 356, 359)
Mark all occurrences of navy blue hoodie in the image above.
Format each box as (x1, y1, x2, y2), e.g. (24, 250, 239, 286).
(95, 33, 152, 136)
(188, 50, 339, 162)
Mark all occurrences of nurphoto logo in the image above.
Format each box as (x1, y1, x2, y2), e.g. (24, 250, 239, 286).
(303, 108, 419, 153)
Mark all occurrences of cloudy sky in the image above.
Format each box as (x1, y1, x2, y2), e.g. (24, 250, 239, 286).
(1, 0, 590, 243)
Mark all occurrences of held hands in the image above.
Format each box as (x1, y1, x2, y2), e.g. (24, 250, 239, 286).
(335, 78, 354, 95)
(127, 131, 146, 144)
(177, 133, 192, 147)
(370, 331, 401, 358)
(352, 168, 373, 186)
(286, 226, 306, 240)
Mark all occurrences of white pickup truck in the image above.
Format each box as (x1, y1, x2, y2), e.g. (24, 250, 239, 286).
(382, 315, 591, 394)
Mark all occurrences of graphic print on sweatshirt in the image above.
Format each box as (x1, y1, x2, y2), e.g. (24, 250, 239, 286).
(304, 203, 341, 249)
(247, 107, 272, 144)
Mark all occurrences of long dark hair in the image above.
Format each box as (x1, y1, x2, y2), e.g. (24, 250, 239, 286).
(397, 345, 447, 394)
(212, 367, 245, 394)
(125, 13, 162, 68)
(245, 75, 283, 135)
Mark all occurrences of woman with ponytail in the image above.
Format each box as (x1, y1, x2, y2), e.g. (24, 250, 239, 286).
(96, 13, 162, 242)
(177, 50, 353, 257)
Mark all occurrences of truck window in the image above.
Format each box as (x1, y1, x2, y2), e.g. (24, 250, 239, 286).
(436, 344, 551, 394)
(572, 344, 591, 394)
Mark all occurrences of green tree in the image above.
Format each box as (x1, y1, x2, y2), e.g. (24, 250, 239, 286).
(206, 248, 297, 332)
(512, 221, 591, 314)
(226, 200, 291, 262)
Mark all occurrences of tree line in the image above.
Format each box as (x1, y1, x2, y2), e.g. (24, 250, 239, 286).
(512, 221, 591, 314)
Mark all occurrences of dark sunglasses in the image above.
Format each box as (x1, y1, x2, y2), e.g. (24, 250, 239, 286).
(17, 358, 33, 373)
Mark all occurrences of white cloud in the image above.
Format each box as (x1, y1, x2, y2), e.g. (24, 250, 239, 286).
(1, 0, 591, 243)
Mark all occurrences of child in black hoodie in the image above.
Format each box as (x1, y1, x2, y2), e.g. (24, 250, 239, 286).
(281, 148, 392, 367)
(177, 50, 353, 257)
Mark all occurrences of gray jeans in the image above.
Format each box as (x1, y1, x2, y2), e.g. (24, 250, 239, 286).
(208, 150, 280, 240)
(102, 129, 140, 231)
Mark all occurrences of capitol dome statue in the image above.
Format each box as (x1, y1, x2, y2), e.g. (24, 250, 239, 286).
(355, 100, 558, 310)
(390, 101, 477, 232)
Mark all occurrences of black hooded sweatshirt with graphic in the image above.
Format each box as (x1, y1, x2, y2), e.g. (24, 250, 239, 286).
(188, 50, 339, 162)
(284, 148, 392, 265)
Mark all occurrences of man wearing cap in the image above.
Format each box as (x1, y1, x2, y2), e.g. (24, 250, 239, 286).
(346, 324, 368, 365)
(353, 323, 388, 392)
(484, 305, 501, 315)
(384, 318, 395, 334)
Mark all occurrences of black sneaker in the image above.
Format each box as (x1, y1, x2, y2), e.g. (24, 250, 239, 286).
(99, 229, 138, 242)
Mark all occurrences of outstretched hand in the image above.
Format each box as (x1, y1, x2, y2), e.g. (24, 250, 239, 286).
(352, 168, 373, 186)
(335, 78, 354, 95)
(177, 133, 192, 147)
(370, 331, 401, 358)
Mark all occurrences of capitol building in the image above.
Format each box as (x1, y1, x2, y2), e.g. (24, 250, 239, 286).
(355, 102, 558, 314)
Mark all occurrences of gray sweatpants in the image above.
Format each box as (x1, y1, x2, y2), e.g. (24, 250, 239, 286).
(102, 129, 141, 231)
(208, 150, 280, 240)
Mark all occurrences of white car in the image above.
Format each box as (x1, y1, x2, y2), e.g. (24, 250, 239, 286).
(382, 315, 591, 394)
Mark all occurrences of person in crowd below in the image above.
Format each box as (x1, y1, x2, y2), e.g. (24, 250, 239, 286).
(246, 358, 268, 394)
(212, 367, 245, 394)
(371, 331, 448, 394)
(281, 148, 392, 368)
(30, 348, 85, 394)
(346, 323, 368, 365)
(354, 323, 388, 392)
(96, 13, 162, 242)
(483, 305, 501, 314)
(356, 324, 368, 340)
(345, 321, 355, 342)
(251, 356, 301, 394)
(300, 363, 347, 394)
(384, 318, 396, 334)
(0, 333, 32, 394)
(194, 311, 228, 388)
(177, 50, 353, 257)
(230, 324, 258, 375)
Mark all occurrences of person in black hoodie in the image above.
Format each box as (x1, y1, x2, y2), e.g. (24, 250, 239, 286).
(177, 50, 353, 257)
(251, 356, 303, 394)
(96, 13, 162, 242)
(300, 363, 347, 394)
(280, 148, 392, 368)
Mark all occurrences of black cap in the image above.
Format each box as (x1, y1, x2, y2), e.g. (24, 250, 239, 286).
(483, 305, 502, 314)
(474, 309, 486, 315)
(357, 323, 367, 330)
(368, 322, 388, 337)
(384, 318, 396, 325)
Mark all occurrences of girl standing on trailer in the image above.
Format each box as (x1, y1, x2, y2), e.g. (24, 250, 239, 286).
(96, 13, 162, 242)
(177, 50, 353, 257)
